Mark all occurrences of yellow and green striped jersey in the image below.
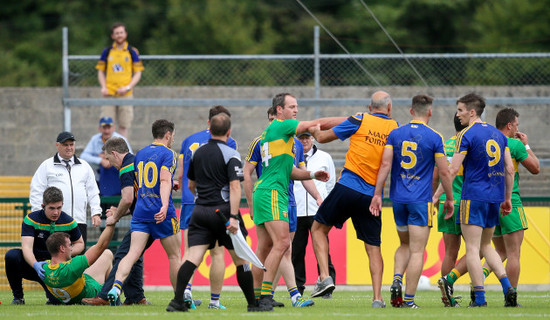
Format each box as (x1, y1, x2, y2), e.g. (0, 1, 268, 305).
(254, 119, 299, 195)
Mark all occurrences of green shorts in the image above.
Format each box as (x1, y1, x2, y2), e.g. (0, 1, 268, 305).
(67, 273, 103, 304)
(494, 206, 528, 236)
(438, 200, 461, 235)
(252, 188, 289, 226)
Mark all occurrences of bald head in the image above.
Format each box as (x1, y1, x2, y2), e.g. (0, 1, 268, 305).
(369, 91, 392, 114)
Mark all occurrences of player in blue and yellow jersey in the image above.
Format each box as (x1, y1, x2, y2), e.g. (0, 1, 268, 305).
(253, 93, 344, 311)
(42, 219, 117, 304)
(370, 95, 454, 308)
(96, 22, 144, 137)
(488, 108, 539, 296)
(244, 106, 322, 308)
(107, 120, 181, 306)
(177, 106, 237, 309)
(438, 108, 541, 307)
(440, 93, 516, 307)
(309, 91, 399, 307)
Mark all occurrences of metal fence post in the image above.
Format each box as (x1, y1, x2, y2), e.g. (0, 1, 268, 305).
(62, 27, 71, 132)
(314, 25, 320, 119)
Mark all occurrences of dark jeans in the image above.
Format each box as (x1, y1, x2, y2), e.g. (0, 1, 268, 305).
(98, 230, 154, 302)
(292, 216, 336, 295)
(5, 248, 59, 303)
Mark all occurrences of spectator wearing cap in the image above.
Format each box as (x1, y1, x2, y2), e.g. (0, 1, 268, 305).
(30, 131, 102, 244)
(81, 117, 133, 200)
(292, 131, 337, 296)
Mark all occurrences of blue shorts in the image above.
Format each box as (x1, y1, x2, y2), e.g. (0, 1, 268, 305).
(315, 183, 381, 246)
(458, 200, 500, 228)
(392, 202, 434, 227)
(131, 216, 180, 240)
(180, 203, 195, 229)
(288, 204, 297, 233)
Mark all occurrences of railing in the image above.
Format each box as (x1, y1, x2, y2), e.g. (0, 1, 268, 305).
(62, 26, 550, 132)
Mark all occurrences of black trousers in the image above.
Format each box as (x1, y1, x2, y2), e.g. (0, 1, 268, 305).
(78, 223, 87, 245)
(97, 230, 154, 302)
(4, 248, 59, 303)
(291, 216, 336, 295)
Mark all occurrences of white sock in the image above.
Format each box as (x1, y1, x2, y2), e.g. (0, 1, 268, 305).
(113, 286, 121, 296)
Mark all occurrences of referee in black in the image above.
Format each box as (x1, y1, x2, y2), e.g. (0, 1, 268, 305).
(167, 113, 269, 313)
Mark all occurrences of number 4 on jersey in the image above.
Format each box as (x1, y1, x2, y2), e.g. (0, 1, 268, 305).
(261, 142, 272, 167)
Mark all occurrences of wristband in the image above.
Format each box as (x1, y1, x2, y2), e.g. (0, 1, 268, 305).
(310, 171, 316, 179)
(230, 214, 239, 220)
(525, 144, 531, 150)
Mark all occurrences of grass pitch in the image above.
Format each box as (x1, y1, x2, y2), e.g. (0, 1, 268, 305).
(1, 288, 549, 320)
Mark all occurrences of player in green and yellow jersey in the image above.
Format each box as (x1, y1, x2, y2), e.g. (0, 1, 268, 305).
(253, 93, 344, 310)
(42, 223, 117, 304)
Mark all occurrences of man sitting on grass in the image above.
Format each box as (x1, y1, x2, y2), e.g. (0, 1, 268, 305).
(42, 222, 117, 304)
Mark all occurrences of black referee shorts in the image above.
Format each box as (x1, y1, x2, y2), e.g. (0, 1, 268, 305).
(188, 203, 248, 250)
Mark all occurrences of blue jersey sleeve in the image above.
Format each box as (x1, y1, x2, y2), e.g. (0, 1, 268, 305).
(21, 219, 35, 237)
(129, 47, 141, 62)
(294, 138, 305, 167)
(333, 115, 362, 141)
(99, 48, 109, 62)
(67, 224, 82, 242)
(385, 130, 397, 148)
(457, 130, 471, 155)
(161, 149, 177, 175)
(227, 137, 237, 150)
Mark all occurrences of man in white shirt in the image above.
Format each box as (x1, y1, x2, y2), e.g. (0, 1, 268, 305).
(292, 132, 337, 297)
(30, 131, 102, 244)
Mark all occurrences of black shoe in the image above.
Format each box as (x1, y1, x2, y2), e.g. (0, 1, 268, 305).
(390, 280, 403, 307)
(246, 300, 273, 312)
(504, 287, 517, 307)
(468, 301, 488, 307)
(257, 296, 274, 312)
(437, 277, 455, 307)
(11, 298, 25, 305)
(271, 297, 285, 307)
(166, 299, 188, 312)
(403, 302, 420, 309)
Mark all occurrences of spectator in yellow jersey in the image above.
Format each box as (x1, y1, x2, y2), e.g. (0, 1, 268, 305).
(96, 22, 144, 138)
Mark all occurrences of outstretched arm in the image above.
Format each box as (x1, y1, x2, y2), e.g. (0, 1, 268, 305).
(290, 166, 329, 182)
(84, 224, 115, 265)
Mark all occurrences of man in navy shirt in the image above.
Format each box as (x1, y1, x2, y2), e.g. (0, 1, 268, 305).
(81, 137, 154, 305)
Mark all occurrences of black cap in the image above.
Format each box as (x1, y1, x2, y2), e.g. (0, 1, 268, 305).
(56, 131, 75, 143)
(296, 132, 312, 138)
